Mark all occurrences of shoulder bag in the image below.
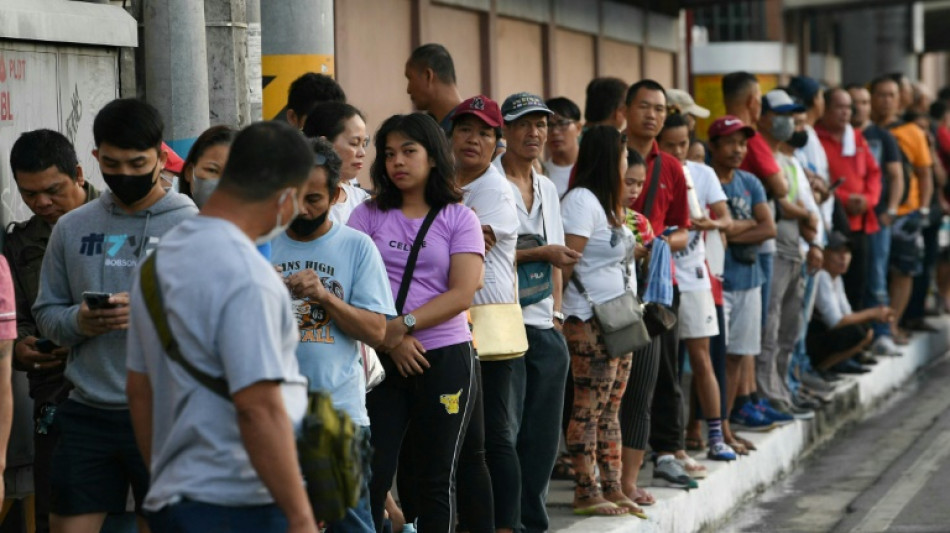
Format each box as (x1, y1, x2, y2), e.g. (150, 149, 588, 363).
(470, 273, 529, 361)
(571, 254, 650, 358)
(637, 156, 679, 338)
(516, 180, 554, 306)
(139, 253, 361, 522)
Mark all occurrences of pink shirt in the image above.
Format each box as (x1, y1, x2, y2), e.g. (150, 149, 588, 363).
(348, 202, 484, 351)
(0, 257, 16, 340)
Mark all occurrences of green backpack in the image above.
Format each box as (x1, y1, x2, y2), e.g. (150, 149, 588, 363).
(139, 252, 362, 522)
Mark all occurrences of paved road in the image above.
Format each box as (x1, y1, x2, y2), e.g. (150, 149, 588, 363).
(724, 353, 950, 533)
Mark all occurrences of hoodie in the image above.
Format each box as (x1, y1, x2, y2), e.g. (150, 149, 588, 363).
(33, 189, 198, 409)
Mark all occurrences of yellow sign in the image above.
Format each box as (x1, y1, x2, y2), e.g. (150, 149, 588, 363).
(693, 73, 778, 140)
(261, 54, 335, 121)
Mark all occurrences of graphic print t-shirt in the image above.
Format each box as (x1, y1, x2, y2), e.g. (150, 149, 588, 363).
(271, 224, 395, 425)
(721, 169, 768, 292)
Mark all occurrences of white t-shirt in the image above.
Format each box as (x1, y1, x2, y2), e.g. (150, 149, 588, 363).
(545, 160, 573, 197)
(462, 165, 520, 305)
(330, 183, 370, 225)
(814, 269, 851, 328)
(796, 125, 833, 231)
(674, 161, 727, 292)
(495, 156, 565, 329)
(561, 188, 637, 321)
(127, 216, 308, 511)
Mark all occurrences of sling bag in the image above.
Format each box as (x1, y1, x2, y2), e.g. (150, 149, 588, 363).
(139, 252, 361, 522)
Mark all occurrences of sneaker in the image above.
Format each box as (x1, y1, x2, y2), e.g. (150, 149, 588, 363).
(674, 453, 708, 479)
(871, 336, 902, 356)
(855, 352, 879, 366)
(708, 441, 737, 461)
(799, 384, 834, 404)
(831, 360, 870, 374)
(794, 390, 825, 408)
(653, 456, 692, 489)
(754, 398, 795, 425)
(772, 398, 815, 420)
(801, 370, 837, 393)
(729, 402, 777, 431)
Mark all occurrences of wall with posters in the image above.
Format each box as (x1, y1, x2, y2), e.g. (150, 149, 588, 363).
(0, 42, 118, 228)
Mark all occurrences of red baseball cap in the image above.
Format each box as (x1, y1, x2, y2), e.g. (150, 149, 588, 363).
(161, 142, 185, 174)
(452, 95, 503, 128)
(707, 115, 755, 141)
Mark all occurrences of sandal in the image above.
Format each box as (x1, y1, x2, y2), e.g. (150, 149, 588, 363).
(632, 487, 656, 506)
(552, 454, 575, 480)
(735, 435, 757, 451)
(726, 439, 748, 455)
(606, 495, 647, 519)
(685, 436, 705, 451)
(573, 501, 627, 516)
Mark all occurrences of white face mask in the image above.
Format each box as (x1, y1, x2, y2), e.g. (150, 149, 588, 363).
(256, 188, 299, 245)
(191, 171, 219, 207)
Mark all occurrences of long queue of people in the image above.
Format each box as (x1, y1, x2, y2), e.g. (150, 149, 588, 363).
(3, 40, 950, 533)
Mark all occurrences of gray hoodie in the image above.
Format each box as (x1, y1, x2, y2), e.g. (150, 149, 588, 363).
(33, 189, 198, 409)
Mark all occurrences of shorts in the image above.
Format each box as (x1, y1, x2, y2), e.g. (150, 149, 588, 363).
(890, 213, 924, 276)
(50, 400, 149, 516)
(677, 290, 720, 340)
(806, 320, 870, 367)
(722, 287, 762, 356)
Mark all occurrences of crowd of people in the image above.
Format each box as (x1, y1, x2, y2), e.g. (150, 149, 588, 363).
(2, 40, 950, 533)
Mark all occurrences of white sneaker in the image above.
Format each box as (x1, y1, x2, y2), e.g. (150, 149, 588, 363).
(871, 336, 901, 356)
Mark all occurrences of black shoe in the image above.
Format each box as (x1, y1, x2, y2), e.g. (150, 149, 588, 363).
(904, 318, 938, 333)
(817, 369, 843, 382)
(831, 360, 870, 374)
(855, 352, 879, 366)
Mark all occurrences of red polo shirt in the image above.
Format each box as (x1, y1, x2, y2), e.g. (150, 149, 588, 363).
(740, 131, 781, 184)
(630, 140, 691, 235)
(815, 122, 882, 233)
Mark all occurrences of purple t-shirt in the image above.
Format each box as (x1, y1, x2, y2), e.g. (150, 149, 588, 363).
(348, 202, 484, 351)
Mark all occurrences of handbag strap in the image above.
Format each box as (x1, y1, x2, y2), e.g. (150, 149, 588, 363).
(395, 207, 440, 314)
(570, 244, 633, 306)
(640, 152, 663, 220)
(140, 252, 232, 402)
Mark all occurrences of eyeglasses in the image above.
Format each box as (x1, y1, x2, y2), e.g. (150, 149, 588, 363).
(550, 118, 576, 130)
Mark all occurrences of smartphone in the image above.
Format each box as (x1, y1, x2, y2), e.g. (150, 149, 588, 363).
(828, 177, 846, 192)
(35, 338, 57, 354)
(83, 291, 116, 310)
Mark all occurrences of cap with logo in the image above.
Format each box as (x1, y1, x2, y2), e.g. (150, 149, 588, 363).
(500, 92, 553, 123)
(667, 89, 711, 118)
(453, 95, 504, 128)
(762, 89, 806, 114)
(708, 115, 755, 141)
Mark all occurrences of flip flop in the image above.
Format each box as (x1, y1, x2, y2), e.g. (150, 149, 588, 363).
(726, 439, 749, 455)
(632, 487, 656, 506)
(685, 436, 705, 451)
(573, 501, 626, 516)
(609, 497, 647, 519)
(735, 435, 757, 451)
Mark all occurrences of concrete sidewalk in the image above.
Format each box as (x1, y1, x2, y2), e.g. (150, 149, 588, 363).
(546, 318, 950, 533)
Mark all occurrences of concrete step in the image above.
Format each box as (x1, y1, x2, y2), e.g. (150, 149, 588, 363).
(547, 318, 950, 533)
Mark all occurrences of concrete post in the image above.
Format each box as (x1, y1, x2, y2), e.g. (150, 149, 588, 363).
(205, 0, 251, 127)
(246, 0, 263, 122)
(144, 0, 211, 157)
(261, 0, 334, 121)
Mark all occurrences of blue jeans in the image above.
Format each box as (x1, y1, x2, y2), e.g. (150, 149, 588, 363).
(326, 426, 374, 533)
(512, 326, 570, 533)
(146, 500, 288, 533)
(866, 226, 893, 338)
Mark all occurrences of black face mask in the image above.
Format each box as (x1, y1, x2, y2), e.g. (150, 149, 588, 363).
(787, 130, 809, 149)
(103, 163, 159, 207)
(289, 211, 329, 238)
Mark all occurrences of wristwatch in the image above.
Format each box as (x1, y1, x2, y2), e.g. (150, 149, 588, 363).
(553, 311, 566, 322)
(402, 313, 417, 334)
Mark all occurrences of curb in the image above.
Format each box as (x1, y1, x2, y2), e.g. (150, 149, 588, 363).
(548, 318, 950, 532)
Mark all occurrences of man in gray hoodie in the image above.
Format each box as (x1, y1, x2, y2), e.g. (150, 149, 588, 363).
(32, 98, 198, 532)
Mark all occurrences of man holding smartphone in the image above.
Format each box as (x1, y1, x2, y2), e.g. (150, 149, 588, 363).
(5, 129, 101, 533)
(32, 100, 198, 533)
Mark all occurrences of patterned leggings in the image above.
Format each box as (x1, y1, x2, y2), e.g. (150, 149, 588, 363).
(563, 317, 634, 499)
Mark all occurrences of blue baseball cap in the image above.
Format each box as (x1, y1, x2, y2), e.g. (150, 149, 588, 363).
(762, 89, 806, 114)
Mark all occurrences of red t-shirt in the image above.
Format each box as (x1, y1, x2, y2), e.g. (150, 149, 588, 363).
(740, 131, 781, 184)
(630, 140, 691, 234)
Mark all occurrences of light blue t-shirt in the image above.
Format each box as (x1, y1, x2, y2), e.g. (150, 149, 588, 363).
(721, 169, 768, 292)
(271, 223, 395, 425)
